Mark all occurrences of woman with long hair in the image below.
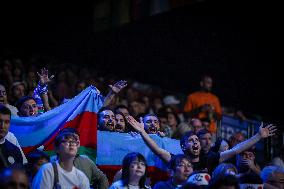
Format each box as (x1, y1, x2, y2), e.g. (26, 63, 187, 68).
(110, 152, 150, 189)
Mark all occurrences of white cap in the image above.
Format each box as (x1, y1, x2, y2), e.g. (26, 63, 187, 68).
(187, 173, 211, 186)
(163, 95, 180, 105)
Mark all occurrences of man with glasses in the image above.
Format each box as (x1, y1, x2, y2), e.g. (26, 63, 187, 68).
(153, 154, 193, 189)
(32, 130, 90, 189)
(50, 128, 109, 189)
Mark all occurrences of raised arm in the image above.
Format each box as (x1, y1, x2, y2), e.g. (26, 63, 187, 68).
(33, 68, 54, 112)
(126, 115, 172, 163)
(102, 80, 127, 107)
(219, 123, 277, 162)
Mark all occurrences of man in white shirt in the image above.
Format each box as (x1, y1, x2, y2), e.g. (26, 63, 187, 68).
(32, 130, 90, 189)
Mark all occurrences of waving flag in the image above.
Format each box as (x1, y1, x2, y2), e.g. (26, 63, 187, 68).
(10, 86, 104, 161)
(10, 86, 183, 184)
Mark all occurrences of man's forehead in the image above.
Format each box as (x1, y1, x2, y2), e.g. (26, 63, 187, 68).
(200, 133, 212, 138)
(242, 151, 254, 156)
(145, 115, 158, 121)
(0, 113, 10, 120)
(188, 135, 198, 140)
(23, 99, 37, 105)
(102, 110, 114, 116)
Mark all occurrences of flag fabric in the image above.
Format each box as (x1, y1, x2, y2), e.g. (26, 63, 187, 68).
(10, 86, 182, 183)
(10, 86, 104, 160)
(97, 131, 182, 183)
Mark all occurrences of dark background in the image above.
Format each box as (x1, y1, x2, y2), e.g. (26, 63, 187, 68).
(1, 1, 282, 127)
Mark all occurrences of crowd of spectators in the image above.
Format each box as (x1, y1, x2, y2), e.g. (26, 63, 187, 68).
(0, 53, 283, 188)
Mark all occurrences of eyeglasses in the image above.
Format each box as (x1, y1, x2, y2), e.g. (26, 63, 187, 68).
(177, 163, 193, 168)
(61, 140, 79, 146)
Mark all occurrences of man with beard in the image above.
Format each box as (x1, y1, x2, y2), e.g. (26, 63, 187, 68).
(114, 112, 127, 132)
(143, 114, 165, 137)
(126, 115, 276, 173)
(183, 75, 222, 133)
(98, 108, 116, 131)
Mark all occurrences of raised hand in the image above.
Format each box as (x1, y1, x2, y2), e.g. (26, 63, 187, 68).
(258, 122, 277, 138)
(126, 116, 145, 133)
(157, 131, 166, 137)
(242, 159, 255, 169)
(109, 80, 127, 94)
(37, 68, 54, 85)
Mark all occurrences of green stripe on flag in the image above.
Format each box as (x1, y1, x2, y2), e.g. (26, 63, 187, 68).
(44, 146, 97, 163)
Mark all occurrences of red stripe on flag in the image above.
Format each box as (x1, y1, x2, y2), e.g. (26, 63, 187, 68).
(22, 112, 97, 154)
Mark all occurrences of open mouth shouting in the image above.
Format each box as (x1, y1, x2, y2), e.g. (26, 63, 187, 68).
(115, 124, 124, 132)
(106, 122, 115, 130)
(192, 145, 200, 154)
(148, 126, 158, 134)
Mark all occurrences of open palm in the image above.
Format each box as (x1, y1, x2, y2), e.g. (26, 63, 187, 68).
(258, 122, 277, 138)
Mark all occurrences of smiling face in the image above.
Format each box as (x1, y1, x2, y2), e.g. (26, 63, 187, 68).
(19, 99, 38, 117)
(115, 113, 126, 132)
(98, 110, 116, 131)
(143, 115, 160, 134)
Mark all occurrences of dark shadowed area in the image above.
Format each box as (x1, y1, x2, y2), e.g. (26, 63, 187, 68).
(1, 0, 282, 127)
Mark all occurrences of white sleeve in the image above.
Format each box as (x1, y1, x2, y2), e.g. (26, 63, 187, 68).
(32, 163, 54, 189)
(5, 132, 28, 164)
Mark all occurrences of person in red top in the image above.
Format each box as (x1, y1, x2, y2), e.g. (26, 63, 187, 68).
(183, 75, 221, 133)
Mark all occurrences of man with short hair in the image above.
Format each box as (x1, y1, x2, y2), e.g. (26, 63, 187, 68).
(236, 148, 261, 175)
(153, 154, 193, 189)
(126, 115, 276, 174)
(190, 118, 203, 134)
(32, 131, 90, 189)
(184, 75, 222, 133)
(17, 96, 39, 117)
(0, 84, 18, 115)
(52, 128, 109, 189)
(0, 105, 24, 170)
(98, 108, 116, 131)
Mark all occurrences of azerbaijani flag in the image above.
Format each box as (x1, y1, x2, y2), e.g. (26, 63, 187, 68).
(10, 86, 183, 184)
(10, 86, 104, 161)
